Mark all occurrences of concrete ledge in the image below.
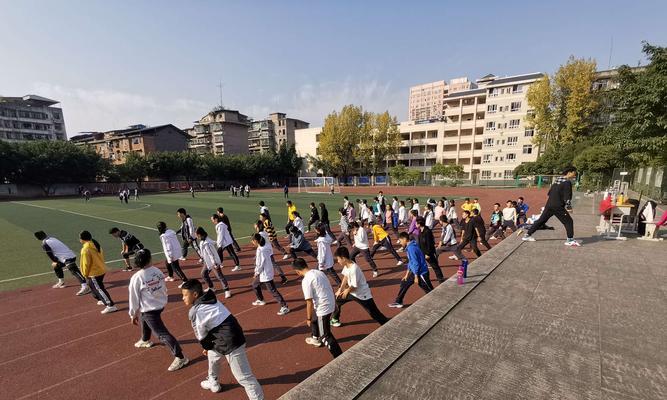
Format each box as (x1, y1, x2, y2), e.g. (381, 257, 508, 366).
(280, 234, 526, 400)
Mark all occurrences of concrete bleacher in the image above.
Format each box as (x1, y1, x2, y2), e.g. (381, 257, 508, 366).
(281, 194, 667, 400)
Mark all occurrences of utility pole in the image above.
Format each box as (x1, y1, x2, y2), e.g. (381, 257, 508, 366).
(217, 81, 224, 109)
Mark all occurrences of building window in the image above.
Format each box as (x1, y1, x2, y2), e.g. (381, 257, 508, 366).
(522, 145, 533, 154)
(513, 84, 523, 93)
(485, 122, 496, 131)
(487, 104, 497, 114)
(524, 128, 534, 137)
(509, 119, 520, 129)
(489, 88, 499, 97)
(510, 101, 521, 112)
(132, 137, 141, 145)
(483, 138, 494, 147)
(315, 134, 320, 142)
(507, 136, 518, 146)
(506, 153, 516, 162)
(482, 154, 492, 164)
(504, 169, 514, 179)
(481, 170, 491, 179)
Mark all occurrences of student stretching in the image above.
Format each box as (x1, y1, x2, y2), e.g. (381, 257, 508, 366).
(369, 220, 403, 266)
(306, 202, 320, 233)
(181, 280, 264, 398)
(289, 226, 317, 259)
(349, 221, 380, 278)
(435, 216, 458, 260)
(315, 224, 341, 285)
(216, 208, 242, 252)
(196, 227, 232, 299)
(416, 217, 445, 283)
(250, 234, 290, 316)
(471, 209, 492, 251)
(156, 222, 188, 285)
(128, 249, 189, 371)
(486, 203, 505, 240)
(388, 232, 433, 308)
(211, 214, 241, 272)
(79, 231, 117, 314)
(260, 213, 289, 261)
(254, 221, 287, 284)
(453, 210, 481, 261)
(336, 208, 351, 247)
(34, 231, 89, 295)
(176, 208, 199, 260)
(330, 247, 389, 327)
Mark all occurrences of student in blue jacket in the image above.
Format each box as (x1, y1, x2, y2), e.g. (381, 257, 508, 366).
(388, 232, 434, 308)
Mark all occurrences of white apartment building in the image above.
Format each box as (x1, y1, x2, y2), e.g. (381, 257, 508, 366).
(294, 127, 321, 175)
(408, 80, 447, 121)
(297, 72, 545, 184)
(0, 95, 67, 142)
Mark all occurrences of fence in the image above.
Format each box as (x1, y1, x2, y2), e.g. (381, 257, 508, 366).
(618, 166, 667, 203)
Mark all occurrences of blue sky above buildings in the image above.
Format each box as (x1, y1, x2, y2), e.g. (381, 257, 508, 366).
(1, 0, 665, 135)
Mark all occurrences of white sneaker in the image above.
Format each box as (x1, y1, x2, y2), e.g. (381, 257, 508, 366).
(178, 257, 186, 261)
(277, 306, 290, 316)
(200, 379, 221, 393)
(164, 276, 175, 282)
(101, 305, 118, 314)
(231, 265, 241, 272)
(167, 356, 189, 372)
(52, 281, 66, 289)
(282, 254, 290, 260)
(522, 235, 536, 242)
(396, 260, 404, 266)
(564, 240, 582, 247)
(379, 246, 387, 251)
(134, 339, 154, 348)
(224, 290, 232, 299)
(448, 255, 458, 260)
(76, 286, 90, 296)
(252, 300, 266, 306)
(372, 271, 379, 278)
(305, 337, 322, 347)
(177, 282, 185, 289)
(489, 236, 498, 241)
(97, 300, 105, 306)
(332, 240, 339, 245)
(198, 258, 204, 264)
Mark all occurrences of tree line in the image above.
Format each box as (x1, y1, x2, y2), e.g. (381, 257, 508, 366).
(518, 42, 667, 189)
(0, 140, 302, 194)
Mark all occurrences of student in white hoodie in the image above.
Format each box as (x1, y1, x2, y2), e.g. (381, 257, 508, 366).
(435, 215, 458, 260)
(254, 221, 288, 284)
(250, 233, 290, 316)
(292, 211, 305, 235)
(349, 221, 379, 278)
(195, 227, 232, 299)
(315, 224, 341, 286)
(128, 249, 189, 371)
(156, 222, 188, 286)
(211, 214, 241, 272)
(398, 200, 408, 226)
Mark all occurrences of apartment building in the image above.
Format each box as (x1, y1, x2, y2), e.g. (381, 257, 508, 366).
(408, 80, 447, 121)
(294, 127, 321, 175)
(0, 95, 66, 142)
(187, 108, 250, 155)
(248, 112, 309, 153)
(70, 124, 189, 165)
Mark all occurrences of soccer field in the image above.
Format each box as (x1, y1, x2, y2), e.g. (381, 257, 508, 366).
(0, 190, 354, 291)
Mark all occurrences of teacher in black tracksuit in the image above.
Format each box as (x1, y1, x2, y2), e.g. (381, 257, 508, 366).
(522, 166, 580, 246)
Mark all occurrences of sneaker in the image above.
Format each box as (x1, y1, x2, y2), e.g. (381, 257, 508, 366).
(167, 356, 189, 372)
(396, 260, 404, 266)
(305, 337, 322, 347)
(177, 282, 185, 289)
(489, 236, 498, 241)
(224, 290, 232, 299)
(280, 276, 288, 285)
(200, 379, 221, 393)
(379, 246, 387, 251)
(178, 257, 186, 261)
(52, 281, 66, 289)
(121, 267, 133, 272)
(372, 271, 379, 278)
(164, 276, 175, 282)
(76, 286, 91, 296)
(330, 318, 342, 327)
(101, 305, 118, 314)
(134, 339, 154, 348)
(277, 306, 290, 316)
(564, 240, 582, 247)
(521, 234, 536, 242)
(282, 254, 290, 260)
(397, 247, 404, 252)
(388, 302, 404, 308)
(332, 240, 339, 245)
(198, 258, 204, 264)
(252, 300, 266, 306)
(448, 255, 458, 260)
(231, 265, 241, 272)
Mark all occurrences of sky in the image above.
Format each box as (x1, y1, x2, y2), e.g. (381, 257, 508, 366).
(1, 0, 665, 136)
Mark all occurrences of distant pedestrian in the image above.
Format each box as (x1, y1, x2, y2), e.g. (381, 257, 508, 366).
(283, 184, 289, 199)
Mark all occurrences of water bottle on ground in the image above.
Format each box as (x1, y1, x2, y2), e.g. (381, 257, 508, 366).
(462, 259, 468, 278)
(457, 266, 464, 285)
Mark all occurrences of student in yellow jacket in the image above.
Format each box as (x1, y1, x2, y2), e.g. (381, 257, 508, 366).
(79, 230, 117, 314)
(285, 200, 298, 235)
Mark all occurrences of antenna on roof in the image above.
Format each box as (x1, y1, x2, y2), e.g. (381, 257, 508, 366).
(607, 36, 614, 70)
(217, 80, 224, 109)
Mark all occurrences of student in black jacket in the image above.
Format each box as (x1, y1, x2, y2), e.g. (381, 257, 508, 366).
(307, 202, 320, 233)
(471, 209, 492, 250)
(522, 166, 580, 246)
(416, 218, 445, 283)
(453, 210, 481, 261)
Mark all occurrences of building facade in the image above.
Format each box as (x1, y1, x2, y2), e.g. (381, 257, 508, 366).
(0, 95, 67, 142)
(294, 127, 322, 175)
(187, 108, 250, 155)
(297, 72, 545, 183)
(70, 124, 189, 165)
(248, 113, 309, 153)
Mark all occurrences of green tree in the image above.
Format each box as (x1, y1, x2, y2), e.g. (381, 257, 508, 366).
(389, 164, 421, 186)
(430, 163, 464, 180)
(146, 152, 183, 186)
(526, 56, 598, 146)
(357, 111, 401, 178)
(0, 141, 20, 183)
(318, 105, 364, 181)
(573, 144, 622, 190)
(275, 142, 303, 179)
(600, 42, 667, 165)
(114, 152, 148, 186)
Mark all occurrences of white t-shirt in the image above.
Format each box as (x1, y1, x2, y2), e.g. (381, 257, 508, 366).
(301, 269, 335, 317)
(502, 207, 517, 223)
(128, 266, 167, 318)
(354, 228, 369, 250)
(341, 262, 372, 300)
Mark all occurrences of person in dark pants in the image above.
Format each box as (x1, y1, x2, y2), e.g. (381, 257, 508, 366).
(291, 258, 343, 358)
(330, 247, 389, 327)
(176, 208, 200, 260)
(79, 231, 117, 314)
(388, 232, 433, 308)
(453, 210, 481, 261)
(34, 231, 89, 295)
(416, 217, 445, 283)
(318, 203, 335, 239)
(486, 203, 505, 241)
(471, 209, 492, 251)
(307, 202, 320, 233)
(283, 184, 289, 199)
(349, 221, 379, 278)
(250, 234, 290, 316)
(288, 226, 317, 259)
(128, 249, 189, 371)
(216, 208, 242, 252)
(109, 227, 144, 272)
(435, 216, 458, 259)
(522, 166, 580, 246)
(369, 220, 404, 266)
(157, 222, 189, 284)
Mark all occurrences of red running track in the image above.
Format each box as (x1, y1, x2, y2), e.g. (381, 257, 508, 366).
(0, 187, 548, 400)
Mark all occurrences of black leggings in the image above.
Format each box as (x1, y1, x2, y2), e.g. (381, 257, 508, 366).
(394, 271, 433, 304)
(454, 237, 481, 260)
(201, 266, 229, 290)
(350, 247, 378, 272)
(165, 260, 188, 281)
(140, 309, 184, 358)
(310, 313, 343, 359)
(54, 259, 86, 283)
(87, 274, 114, 306)
(252, 277, 287, 308)
(322, 267, 342, 285)
(217, 245, 240, 266)
(369, 237, 402, 262)
(527, 206, 574, 238)
(290, 247, 316, 259)
(332, 293, 388, 325)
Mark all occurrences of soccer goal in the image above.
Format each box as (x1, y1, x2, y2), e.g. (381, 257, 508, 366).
(297, 176, 341, 194)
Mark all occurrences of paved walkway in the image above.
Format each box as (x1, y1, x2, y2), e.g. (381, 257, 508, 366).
(283, 194, 667, 400)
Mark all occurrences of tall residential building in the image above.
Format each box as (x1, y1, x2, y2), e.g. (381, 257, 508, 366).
(70, 124, 189, 165)
(294, 127, 322, 175)
(0, 95, 67, 142)
(408, 80, 447, 121)
(297, 71, 545, 184)
(188, 108, 250, 155)
(248, 113, 310, 154)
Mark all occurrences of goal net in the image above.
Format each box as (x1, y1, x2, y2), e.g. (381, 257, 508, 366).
(297, 176, 341, 194)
